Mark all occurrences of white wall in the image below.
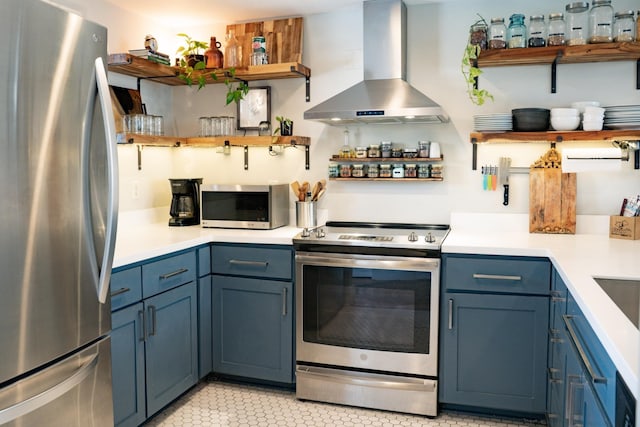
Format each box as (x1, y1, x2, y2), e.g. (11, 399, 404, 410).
(80, 0, 640, 223)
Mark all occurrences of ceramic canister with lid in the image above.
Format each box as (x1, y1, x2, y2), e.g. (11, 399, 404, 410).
(566, 2, 590, 45)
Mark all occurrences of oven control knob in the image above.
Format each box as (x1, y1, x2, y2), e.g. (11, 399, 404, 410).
(425, 232, 436, 243)
(408, 232, 418, 242)
(315, 227, 326, 238)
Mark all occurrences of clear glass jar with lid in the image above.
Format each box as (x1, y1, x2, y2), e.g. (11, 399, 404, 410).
(508, 14, 527, 48)
(547, 13, 566, 46)
(528, 15, 547, 47)
(489, 17, 507, 49)
(566, 2, 590, 45)
(589, 0, 614, 43)
(613, 10, 636, 42)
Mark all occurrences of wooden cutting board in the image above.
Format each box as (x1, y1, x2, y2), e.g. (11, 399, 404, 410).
(529, 148, 577, 234)
(226, 17, 303, 68)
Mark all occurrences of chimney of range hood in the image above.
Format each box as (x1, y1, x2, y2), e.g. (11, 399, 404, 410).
(304, 0, 449, 125)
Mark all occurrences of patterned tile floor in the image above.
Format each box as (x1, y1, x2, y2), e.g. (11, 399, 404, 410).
(145, 378, 546, 427)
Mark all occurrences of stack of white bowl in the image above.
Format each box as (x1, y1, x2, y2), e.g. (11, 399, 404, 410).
(550, 108, 580, 131)
(581, 106, 605, 131)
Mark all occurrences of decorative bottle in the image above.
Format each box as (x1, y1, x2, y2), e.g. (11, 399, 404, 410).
(224, 30, 242, 68)
(507, 14, 527, 48)
(204, 36, 223, 69)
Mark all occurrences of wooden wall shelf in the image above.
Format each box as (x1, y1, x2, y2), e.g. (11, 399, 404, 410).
(470, 129, 640, 144)
(329, 177, 443, 182)
(329, 155, 443, 163)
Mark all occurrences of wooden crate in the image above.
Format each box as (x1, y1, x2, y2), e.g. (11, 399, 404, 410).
(609, 216, 640, 240)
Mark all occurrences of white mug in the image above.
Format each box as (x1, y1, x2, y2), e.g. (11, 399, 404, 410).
(429, 142, 441, 159)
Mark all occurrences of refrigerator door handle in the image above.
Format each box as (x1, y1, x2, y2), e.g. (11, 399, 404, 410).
(93, 56, 119, 304)
(0, 354, 98, 424)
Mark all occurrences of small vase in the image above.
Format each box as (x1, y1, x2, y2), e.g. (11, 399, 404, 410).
(280, 121, 293, 136)
(204, 37, 223, 69)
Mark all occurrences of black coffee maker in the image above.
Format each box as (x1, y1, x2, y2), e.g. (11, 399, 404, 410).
(169, 178, 203, 226)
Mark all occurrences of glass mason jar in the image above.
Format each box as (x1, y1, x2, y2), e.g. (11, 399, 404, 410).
(566, 2, 590, 45)
(589, 0, 614, 43)
(508, 14, 527, 48)
(547, 13, 566, 46)
(224, 30, 242, 68)
(489, 17, 507, 49)
(613, 11, 636, 42)
(528, 15, 547, 47)
(469, 22, 488, 50)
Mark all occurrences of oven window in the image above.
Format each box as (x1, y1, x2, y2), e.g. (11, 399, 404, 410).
(201, 191, 269, 221)
(302, 265, 431, 353)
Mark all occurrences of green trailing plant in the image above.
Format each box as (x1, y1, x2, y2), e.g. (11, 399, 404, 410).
(217, 68, 249, 105)
(176, 33, 209, 89)
(462, 16, 494, 106)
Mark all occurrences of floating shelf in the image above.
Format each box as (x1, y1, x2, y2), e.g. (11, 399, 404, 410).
(108, 54, 311, 101)
(329, 155, 443, 163)
(470, 129, 640, 144)
(329, 177, 443, 182)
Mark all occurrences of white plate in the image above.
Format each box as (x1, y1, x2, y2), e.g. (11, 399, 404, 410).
(604, 123, 640, 129)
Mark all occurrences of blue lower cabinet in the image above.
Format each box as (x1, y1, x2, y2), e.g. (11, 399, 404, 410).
(198, 275, 213, 379)
(440, 292, 549, 414)
(212, 275, 293, 384)
(145, 282, 199, 416)
(111, 303, 146, 427)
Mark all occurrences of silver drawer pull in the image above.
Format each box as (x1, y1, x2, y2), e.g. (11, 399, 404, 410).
(159, 268, 188, 280)
(563, 314, 607, 384)
(282, 287, 288, 316)
(110, 287, 130, 297)
(448, 299, 453, 330)
(472, 273, 522, 281)
(229, 259, 269, 268)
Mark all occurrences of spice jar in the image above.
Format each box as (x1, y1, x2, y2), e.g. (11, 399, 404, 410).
(392, 164, 405, 178)
(469, 22, 488, 50)
(351, 164, 366, 178)
(328, 164, 339, 178)
(508, 14, 527, 48)
(380, 141, 392, 158)
(404, 164, 417, 178)
(613, 10, 636, 42)
(489, 17, 507, 49)
(339, 164, 352, 178)
(566, 2, 590, 45)
(391, 147, 404, 158)
(430, 164, 443, 179)
(368, 144, 381, 158)
(418, 141, 430, 158)
(418, 164, 431, 178)
(355, 146, 368, 158)
(379, 164, 392, 178)
(367, 164, 379, 178)
(403, 148, 418, 158)
(547, 13, 566, 46)
(528, 15, 547, 47)
(589, 0, 614, 43)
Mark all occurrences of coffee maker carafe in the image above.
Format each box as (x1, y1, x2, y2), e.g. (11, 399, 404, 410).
(169, 178, 203, 226)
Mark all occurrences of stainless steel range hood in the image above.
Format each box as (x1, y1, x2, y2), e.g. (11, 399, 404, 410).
(304, 0, 448, 125)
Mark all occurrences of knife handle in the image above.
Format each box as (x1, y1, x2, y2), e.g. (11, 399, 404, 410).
(503, 184, 509, 206)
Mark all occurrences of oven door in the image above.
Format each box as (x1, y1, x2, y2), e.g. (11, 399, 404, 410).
(295, 251, 440, 377)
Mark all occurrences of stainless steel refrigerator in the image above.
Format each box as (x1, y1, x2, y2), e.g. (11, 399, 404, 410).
(0, 0, 118, 425)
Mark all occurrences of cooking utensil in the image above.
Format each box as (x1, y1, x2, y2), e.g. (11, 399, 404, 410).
(291, 181, 300, 198)
(499, 157, 511, 205)
(313, 188, 326, 201)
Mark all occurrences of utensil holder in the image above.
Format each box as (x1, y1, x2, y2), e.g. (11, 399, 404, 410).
(296, 201, 317, 228)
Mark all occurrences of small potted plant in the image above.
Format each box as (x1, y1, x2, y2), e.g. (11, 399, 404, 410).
(176, 33, 209, 88)
(461, 16, 493, 106)
(274, 116, 293, 136)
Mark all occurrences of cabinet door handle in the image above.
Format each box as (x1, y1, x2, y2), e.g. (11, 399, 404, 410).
(563, 314, 607, 384)
(472, 273, 522, 281)
(138, 310, 146, 342)
(229, 259, 269, 268)
(159, 268, 188, 280)
(148, 305, 157, 336)
(282, 287, 288, 316)
(448, 299, 453, 330)
(110, 287, 130, 297)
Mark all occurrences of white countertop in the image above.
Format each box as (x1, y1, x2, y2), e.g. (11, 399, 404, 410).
(445, 213, 640, 399)
(113, 210, 639, 399)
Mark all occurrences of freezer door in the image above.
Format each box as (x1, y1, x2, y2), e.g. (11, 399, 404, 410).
(0, 337, 114, 426)
(0, 0, 116, 383)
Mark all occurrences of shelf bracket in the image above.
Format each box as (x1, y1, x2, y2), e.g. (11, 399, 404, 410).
(551, 51, 562, 94)
(471, 140, 478, 170)
(472, 58, 479, 90)
(137, 144, 143, 171)
(244, 145, 249, 170)
(136, 74, 177, 92)
(637, 59, 640, 90)
(224, 70, 248, 87)
(305, 145, 310, 170)
(289, 65, 311, 102)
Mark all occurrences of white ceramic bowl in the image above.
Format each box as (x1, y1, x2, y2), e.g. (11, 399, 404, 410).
(582, 113, 604, 121)
(571, 101, 601, 113)
(582, 120, 603, 131)
(551, 108, 580, 117)
(583, 106, 605, 115)
(551, 115, 581, 130)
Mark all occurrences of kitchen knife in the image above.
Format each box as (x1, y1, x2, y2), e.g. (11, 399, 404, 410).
(499, 157, 511, 205)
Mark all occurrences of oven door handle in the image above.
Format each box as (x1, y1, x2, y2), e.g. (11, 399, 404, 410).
(295, 253, 440, 271)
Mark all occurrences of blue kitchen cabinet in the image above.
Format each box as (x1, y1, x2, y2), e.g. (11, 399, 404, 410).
(547, 269, 568, 427)
(111, 302, 146, 427)
(440, 254, 550, 416)
(211, 243, 294, 384)
(197, 245, 213, 379)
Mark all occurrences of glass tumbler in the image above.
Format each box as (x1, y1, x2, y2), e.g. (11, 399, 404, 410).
(199, 116, 211, 137)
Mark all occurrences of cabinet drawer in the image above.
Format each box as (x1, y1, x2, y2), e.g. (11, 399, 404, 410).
(444, 254, 550, 295)
(142, 251, 197, 299)
(566, 297, 616, 423)
(111, 267, 142, 311)
(211, 244, 292, 280)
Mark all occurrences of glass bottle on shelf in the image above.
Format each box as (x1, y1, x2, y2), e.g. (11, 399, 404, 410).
(613, 10, 636, 42)
(528, 15, 547, 47)
(589, 0, 614, 43)
(566, 2, 590, 45)
(507, 14, 527, 48)
(224, 30, 242, 68)
(488, 17, 507, 49)
(547, 13, 566, 46)
(339, 128, 354, 158)
(204, 36, 223, 69)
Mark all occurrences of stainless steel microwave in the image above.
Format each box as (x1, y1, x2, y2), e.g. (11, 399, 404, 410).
(200, 184, 289, 229)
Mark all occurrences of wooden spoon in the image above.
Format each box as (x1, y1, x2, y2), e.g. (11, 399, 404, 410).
(290, 181, 300, 198)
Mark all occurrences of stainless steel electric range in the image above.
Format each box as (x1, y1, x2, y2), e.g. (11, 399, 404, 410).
(293, 222, 449, 417)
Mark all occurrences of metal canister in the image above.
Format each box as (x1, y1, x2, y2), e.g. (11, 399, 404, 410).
(252, 36, 266, 52)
